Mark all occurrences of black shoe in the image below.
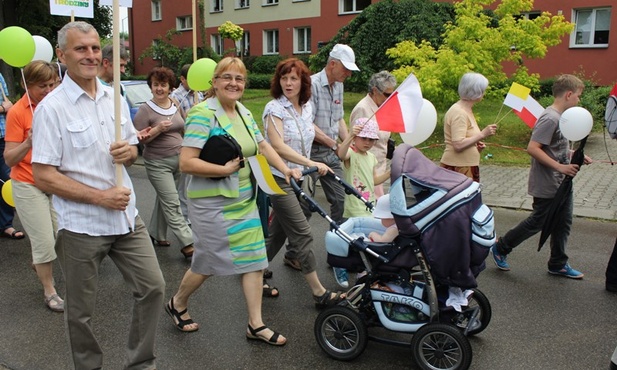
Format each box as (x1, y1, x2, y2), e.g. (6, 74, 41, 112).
(606, 283, 617, 293)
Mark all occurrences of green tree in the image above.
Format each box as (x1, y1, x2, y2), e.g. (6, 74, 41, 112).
(218, 21, 244, 57)
(386, 0, 574, 108)
(309, 0, 455, 92)
(139, 29, 219, 77)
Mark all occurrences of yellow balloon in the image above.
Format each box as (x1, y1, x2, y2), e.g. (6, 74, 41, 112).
(2, 180, 14, 207)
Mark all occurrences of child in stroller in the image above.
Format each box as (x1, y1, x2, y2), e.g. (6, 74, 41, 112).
(325, 194, 398, 282)
(292, 144, 495, 370)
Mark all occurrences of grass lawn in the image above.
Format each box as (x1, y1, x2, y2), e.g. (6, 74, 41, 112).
(240, 89, 535, 166)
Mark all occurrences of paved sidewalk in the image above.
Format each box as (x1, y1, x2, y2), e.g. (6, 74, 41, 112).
(480, 132, 617, 220)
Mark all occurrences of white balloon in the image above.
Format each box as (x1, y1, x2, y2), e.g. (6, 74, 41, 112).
(559, 106, 593, 141)
(31, 36, 54, 63)
(400, 99, 437, 146)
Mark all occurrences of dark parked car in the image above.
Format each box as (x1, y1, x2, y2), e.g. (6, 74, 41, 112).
(120, 80, 152, 121)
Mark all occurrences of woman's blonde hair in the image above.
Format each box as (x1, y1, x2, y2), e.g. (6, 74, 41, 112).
(205, 57, 247, 99)
(22, 60, 58, 89)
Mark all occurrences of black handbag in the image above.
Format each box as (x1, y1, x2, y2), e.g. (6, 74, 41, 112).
(199, 130, 244, 180)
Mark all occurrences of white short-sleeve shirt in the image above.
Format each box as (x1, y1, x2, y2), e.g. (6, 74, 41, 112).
(31, 75, 139, 236)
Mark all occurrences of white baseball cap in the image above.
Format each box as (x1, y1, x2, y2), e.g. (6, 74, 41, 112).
(329, 44, 360, 72)
(372, 194, 393, 219)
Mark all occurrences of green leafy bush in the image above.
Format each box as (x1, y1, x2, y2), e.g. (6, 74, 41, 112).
(250, 55, 284, 74)
(246, 74, 273, 90)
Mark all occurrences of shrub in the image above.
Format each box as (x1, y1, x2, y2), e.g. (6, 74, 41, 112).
(247, 74, 273, 90)
(250, 55, 284, 74)
(581, 85, 611, 130)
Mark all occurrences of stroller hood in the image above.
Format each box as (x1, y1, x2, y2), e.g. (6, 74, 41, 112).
(388, 144, 492, 289)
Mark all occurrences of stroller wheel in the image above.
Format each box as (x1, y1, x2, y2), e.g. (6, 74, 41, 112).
(411, 323, 472, 370)
(453, 288, 491, 336)
(314, 306, 368, 361)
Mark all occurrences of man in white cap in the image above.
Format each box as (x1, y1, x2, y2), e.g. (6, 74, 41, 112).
(283, 44, 360, 270)
(310, 43, 359, 217)
(311, 44, 359, 215)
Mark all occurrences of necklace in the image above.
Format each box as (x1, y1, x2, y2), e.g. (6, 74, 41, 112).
(151, 98, 172, 109)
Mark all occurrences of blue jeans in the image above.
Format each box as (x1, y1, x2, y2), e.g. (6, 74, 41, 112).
(0, 139, 15, 231)
(496, 192, 572, 270)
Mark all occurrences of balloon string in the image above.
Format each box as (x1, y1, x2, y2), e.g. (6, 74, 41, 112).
(20, 68, 34, 117)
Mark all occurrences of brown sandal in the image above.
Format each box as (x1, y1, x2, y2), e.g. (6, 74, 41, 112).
(150, 236, 171, 247)
(181, 245, 194, 259)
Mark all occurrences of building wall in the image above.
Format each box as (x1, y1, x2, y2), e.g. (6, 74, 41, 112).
(130, 0, 204, 75)
(517, 0, 616, 85)
(437, 0, 616, 84)
(129, 0, 616, 85)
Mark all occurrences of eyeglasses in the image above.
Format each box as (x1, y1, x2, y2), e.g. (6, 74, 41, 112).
(215, 74, 246, 84)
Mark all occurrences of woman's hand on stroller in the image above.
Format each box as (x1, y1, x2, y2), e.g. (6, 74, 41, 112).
(308, 160, 331, 176)
(284, 168, 303, 184)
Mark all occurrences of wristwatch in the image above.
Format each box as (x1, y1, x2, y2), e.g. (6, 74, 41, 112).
(331, 143, 338, 151)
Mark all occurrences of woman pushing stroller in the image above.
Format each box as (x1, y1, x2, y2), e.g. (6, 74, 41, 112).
(262, 57, 346, 307)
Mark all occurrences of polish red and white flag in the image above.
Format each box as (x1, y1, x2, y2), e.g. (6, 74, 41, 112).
(503, 82, 544, 128)
(374, 73, 424, 133)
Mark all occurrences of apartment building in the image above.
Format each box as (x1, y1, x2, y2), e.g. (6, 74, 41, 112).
(127, 0, 615, 84)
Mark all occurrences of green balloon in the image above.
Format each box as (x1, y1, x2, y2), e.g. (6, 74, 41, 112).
(187, 58, 217, 91)
(0, 27, 35, 68)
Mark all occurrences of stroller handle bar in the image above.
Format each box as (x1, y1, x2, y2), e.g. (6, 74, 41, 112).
(290, 167, 388, 263)
(291, 167, 375, 210)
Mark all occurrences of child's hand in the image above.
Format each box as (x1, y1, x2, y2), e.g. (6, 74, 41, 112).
(351, 123, 363, 137)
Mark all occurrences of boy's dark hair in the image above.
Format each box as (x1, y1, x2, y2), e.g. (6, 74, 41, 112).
(101, 44, 129, 61)
(179, 64, 192, 79)
(552, 74, 584, 97)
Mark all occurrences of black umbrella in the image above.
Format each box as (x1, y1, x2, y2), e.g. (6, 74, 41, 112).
(538, 135, 588, 251)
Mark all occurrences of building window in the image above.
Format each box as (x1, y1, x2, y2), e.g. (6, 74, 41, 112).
(176, 16, 192, 31)
(339, 0, 371, 14)
(572, 8, 611, 47)
(211, 34, 223, 55)
(520, 11, 541, 20)
(211, 0, 223, 12)
(294, 27, 311, 54)
(263, 29, 279, 55)
(292, 0, 310, 2)
(236, 0, 249, 9)
(263, 0, 278, 6)
(236, 32, 250, 56)
(151, 0, 161, 21)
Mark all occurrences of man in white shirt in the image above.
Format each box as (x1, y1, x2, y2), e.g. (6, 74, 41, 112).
(31, 21, 165, 370)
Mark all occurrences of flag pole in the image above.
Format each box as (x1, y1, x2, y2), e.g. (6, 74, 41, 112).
(192, 0, 197, 62)
(112, 0, 123, 187)
(493, 104, 505, 125)
(493, 109, 513, 125)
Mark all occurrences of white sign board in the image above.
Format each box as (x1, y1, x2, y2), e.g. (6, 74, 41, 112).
(49, 0, 94, 18)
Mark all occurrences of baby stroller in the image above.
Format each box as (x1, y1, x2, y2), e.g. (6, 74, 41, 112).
(290, 144, 495, 370)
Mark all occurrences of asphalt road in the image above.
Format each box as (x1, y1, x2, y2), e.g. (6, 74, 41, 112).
(0, 164, 616, 369)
